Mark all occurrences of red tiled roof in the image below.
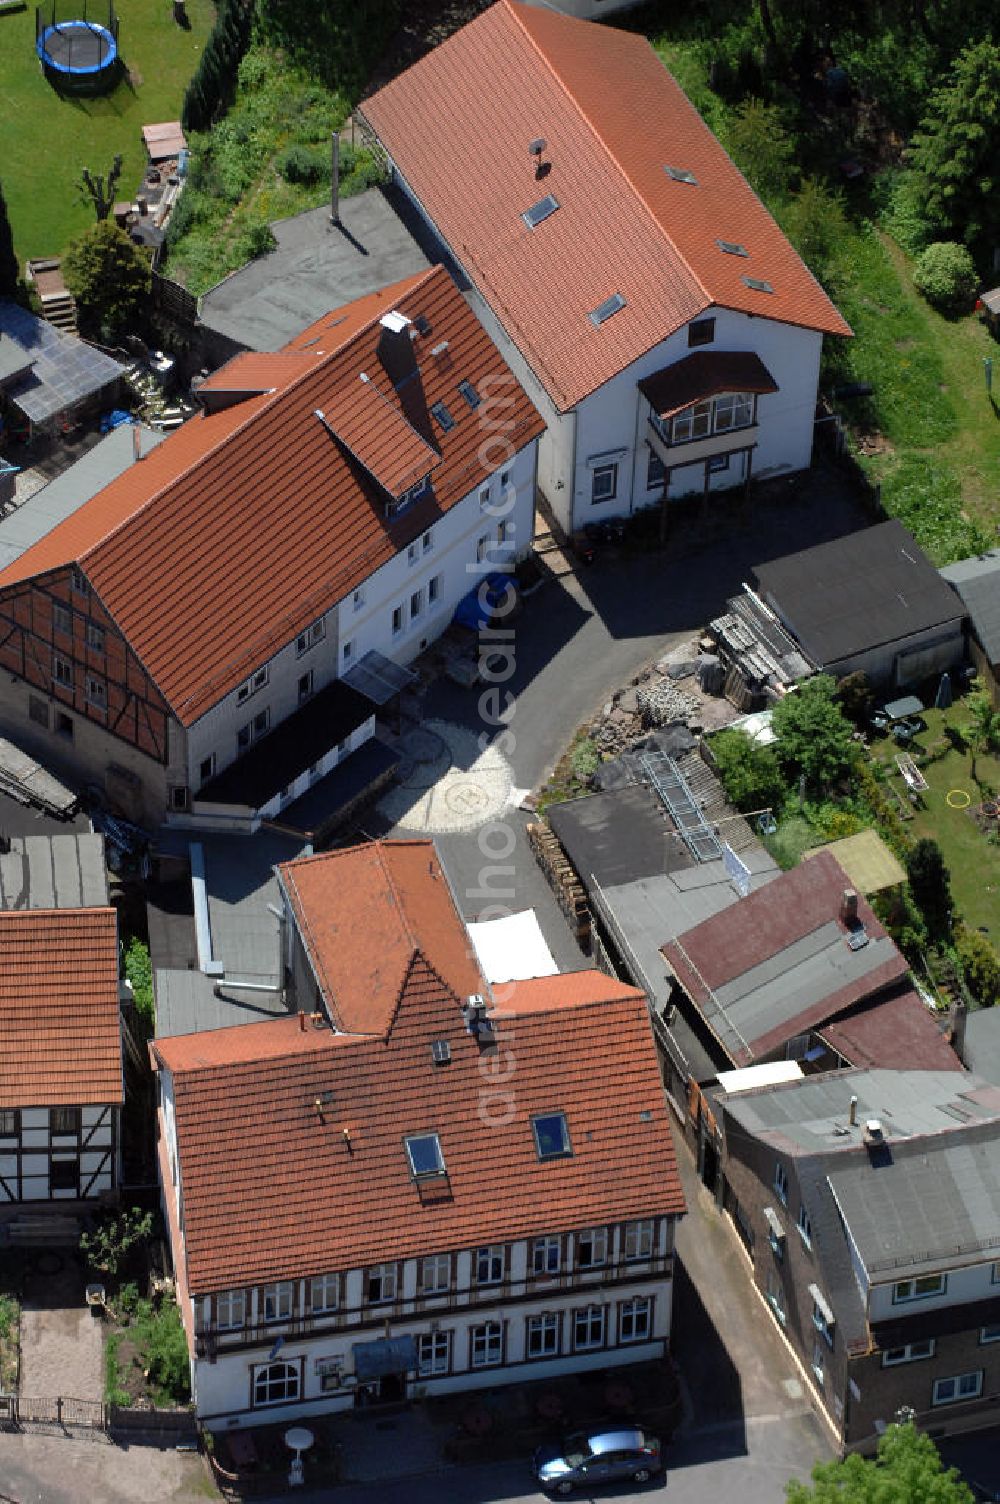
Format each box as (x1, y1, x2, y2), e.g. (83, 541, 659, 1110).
(275, 840, 486, 1035)
(819, 990, 962, 1073)
(638, 350, 779, 419)
(0, 267, 543, 725)
(495, 970, 647, 1014)
(360, 1, 851, 413)
(0, 909, 122, 1107)
(197, 352, 318, 396)
(153, 958, 684, 1293)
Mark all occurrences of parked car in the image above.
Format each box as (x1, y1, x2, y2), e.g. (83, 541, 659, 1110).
(533, 1425, 663, 1494)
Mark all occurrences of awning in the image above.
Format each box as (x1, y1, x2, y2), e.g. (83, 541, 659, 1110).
(808, 1283, 835, 1327)
(638, 350, 778, 420)
(352, 1336, 418, 1382)
(467, 909, 558, 983)
(343, 648, 418, 706)
(763, 1206, 785, 1240)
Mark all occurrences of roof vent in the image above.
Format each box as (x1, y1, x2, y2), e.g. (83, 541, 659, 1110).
(431, 1039, 452, 1066)
(413, 315, 431, 336)
(522, 193, 559, 229)
(430, 340, 450, 358)
(864, 1119, 884, 1143)
(742, 275, 774, 294)
(379, 309, 411, 334)
(588, 292, 627, 327)
(718, 239, 749, 257)
(846, 927, 869, 951)
(664, 164, 698, 185)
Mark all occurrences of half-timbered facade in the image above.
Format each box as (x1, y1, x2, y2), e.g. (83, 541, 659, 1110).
(0, 907, 123, 1207)
(151, 840, 686, 1427)
(0, 266, 542, 828)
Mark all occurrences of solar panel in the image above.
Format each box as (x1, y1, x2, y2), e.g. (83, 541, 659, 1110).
(521, 193, 560, 229)
(0, 301, 122, 424)
(588, 293, 627, 327)
(742, 275, 774, 294)
(664, 165, 698, 184)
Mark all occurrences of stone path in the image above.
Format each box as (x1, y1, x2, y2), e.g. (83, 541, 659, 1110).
(19, 1258, 103, 1403)
(377, 719, 515, 833)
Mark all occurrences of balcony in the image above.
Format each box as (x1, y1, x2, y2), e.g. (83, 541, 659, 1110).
(647, 415, 759, 472)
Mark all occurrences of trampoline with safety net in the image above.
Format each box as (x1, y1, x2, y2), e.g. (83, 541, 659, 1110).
(35, 0, 120, 93)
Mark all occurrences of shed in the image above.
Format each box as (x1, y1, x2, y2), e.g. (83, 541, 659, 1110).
(940, 550, 1000, 705)
(753, 520, 965, 690)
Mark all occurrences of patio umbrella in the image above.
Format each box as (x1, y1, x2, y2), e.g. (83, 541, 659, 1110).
(934, 672, 953, 710)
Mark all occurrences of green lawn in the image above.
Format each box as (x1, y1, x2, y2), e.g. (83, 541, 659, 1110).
(870, 706, 1000, 940)
(0, 0, 213, 267)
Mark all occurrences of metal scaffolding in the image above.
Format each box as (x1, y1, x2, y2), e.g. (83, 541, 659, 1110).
(641, 751, 722, 863)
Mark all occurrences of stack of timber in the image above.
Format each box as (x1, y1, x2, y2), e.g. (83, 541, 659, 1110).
(708, 587, 813, 709)
(527, 821, 590, 946)
(0, 738, 77, 817)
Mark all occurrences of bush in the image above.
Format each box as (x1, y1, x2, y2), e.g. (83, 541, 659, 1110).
(80, 1207, 154, 1277)
(124, 938, 153, 1031)
(234, 220, 277, 262)
(955, 926, 1000, 1007)
(912, 241, 978, 315)
(569, 737, 600, 782)
(277, 143, 328, 185)
(906, 838, 953, 943)
(772, 676, 859, 797)
(709, 729, 786, 815)
(879, 168, 934, 257)
(143, 1301, 191, 1406)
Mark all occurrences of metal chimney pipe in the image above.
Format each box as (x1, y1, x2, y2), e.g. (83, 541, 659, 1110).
(849, 1095, 858, 1126)
(330, 133, 340, 225)
(132, 424, 141, 462)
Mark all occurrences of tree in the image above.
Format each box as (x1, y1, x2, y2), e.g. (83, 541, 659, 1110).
(78, 154, 123, 222)
(181, 0, 255, 132)
(779, 178, 849, 293)
(954, 924, 1000, 1007)
(0, 180, 17, 299)
(912, 241, 978, 315)
(62, 221, 150, 340)
(786, 1420, 974, 1502)
(723, 99, 796, 206)
(906, 837, 953, 942)
(709, 729, 786, 815)
(836, 672, 875, 728)
(962, 690, 1000, 783)
(772, 675, 858, 795)
(79, 1207, 154, 1277)
(909, 39, 1000, 251)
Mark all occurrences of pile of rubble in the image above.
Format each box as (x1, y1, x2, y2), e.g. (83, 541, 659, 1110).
(588, 638, 737, 756)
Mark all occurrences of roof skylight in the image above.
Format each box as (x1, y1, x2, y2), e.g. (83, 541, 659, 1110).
(457, 379, 480, 410)
(430, 400, 455, 432)
(522, 193, 560, 229)
(405, 1132, 446, 1178)
(742, 275, 774, 294)
(588, 293, 627, 328)
(718, 239, 749, 257)
(532, 1111, 572, 1161)
(664, 165, 698, 185)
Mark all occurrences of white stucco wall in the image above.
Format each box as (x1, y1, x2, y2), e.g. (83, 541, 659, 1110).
(867, 1259, 1000, 1324)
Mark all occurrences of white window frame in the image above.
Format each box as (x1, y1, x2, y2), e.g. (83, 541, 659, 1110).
(236, 666, 269, 704)
(295, 619, 325, 657)
(619, 1296, 652, 1344)
(53, 602, 72, 635)
(310, 1274, 339, 1314)
(766, 1270, 787, 1326)
(52, 654, 73, 689)
(797, 1205, 813, 1248)
(479, 483, 491, 510)
(500, 468, 511, 490)
(475, 1246, 504, 1286)
(774, 1162, 789, 1206)
(407, 542, 420, 566)
(573, 1305, 606, 1351)
(342, 639, 354, 664)
(392, 604, 404, 636)
(428, 573, 442, 605)
(526, 1312, 560, 1359)
(892, 1273, 946, 1304)
(420, 1253, 451, 1295)
(199, 754, 216, 785)
(811, 1338, 826, 1386)
(262, 1281, 294, 1323)
(623, 1220, 654, 1262)
(671, 400, 712, 444)
(591, 462, 618, 504)
(297, 669, 314, 704)
(476, 534, 489, 563)
(85, 675, 106, 709)
(532, 1236, 561, 1277)
(216, 1289, 245, 1331)
(471, 1320, 503, 1368)
(576, 1227, 608, 1269)
(417, 1331, 451, 1377)
(366, 1263, 397, 1304)
(992, 1262, 1000, 1285)
(980, 1325, 1000, 1344)
(646, 446, 665, 489)
(410, 587, 424, 620)
(421, 529, 433, 554)
(352, 588, 364, 613)
(70, 565, 89, 596)
(252, 1360, 299, 1408)
(882, 1340, 935, 1366)
(932, 1371, 983, 1407)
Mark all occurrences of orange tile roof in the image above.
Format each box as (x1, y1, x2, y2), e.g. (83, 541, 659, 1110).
(275, 840, 486, 1035)
(0, 267, 543, 725)
(0, 908, 122, 1107)
(361, 1, 850, 413)
(494, 970, 647, 1014)
(197, 352, 318, 395)
(153, 958, 684, 1293)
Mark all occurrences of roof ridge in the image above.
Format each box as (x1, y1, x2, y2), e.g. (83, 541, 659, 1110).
(506, 0, 712, 313)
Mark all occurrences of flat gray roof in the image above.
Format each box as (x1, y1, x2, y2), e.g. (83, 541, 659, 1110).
(198, 187, 431, 352)
(154, 967, 290, 1038)
(0, 832, 108, 909)
(828, 1120, 1000, 1279)
(0, 426, 163, 570)
(964, 1007, 1000, 1086)
(941, 551, 1000, 665)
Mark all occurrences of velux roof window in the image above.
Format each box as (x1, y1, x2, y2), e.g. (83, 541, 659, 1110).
(742, 275, 774, 294)
(405, 1133, 446, 1178)
(588, 293, 627, 328)
(430, 401, 455, 432)
(532, 1112, 572, 1161)
(522, 193, 560, 229)
(664, 165, 698, 185)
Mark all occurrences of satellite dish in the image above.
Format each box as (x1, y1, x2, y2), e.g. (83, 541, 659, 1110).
(528, 138, 546, 156)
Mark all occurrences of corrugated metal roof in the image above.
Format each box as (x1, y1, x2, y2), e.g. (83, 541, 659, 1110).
(0, 267, 543, 725)
(361, 0, 850, 413)
(941, 550, 1000, 665)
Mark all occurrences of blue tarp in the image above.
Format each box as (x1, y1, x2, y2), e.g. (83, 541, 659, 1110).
(352, 1336, 418, 1381)
(452, 572, 516, 632)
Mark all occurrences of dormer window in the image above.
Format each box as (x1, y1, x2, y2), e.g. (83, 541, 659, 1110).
(388, 475, 430, 518)
(532, 1112, 572, 1161)
(405, 1132, 445, 1178)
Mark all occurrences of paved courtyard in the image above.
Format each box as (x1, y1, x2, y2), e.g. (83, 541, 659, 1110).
(19, 1258, 102, 1405)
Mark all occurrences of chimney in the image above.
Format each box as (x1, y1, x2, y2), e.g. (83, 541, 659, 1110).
(849, 1094, 858, 1126)
(133, 424, 142, 462)
(298, 1010, 306, 1032)
(863, 1118, 884, 1145)
(330, 133, 339, 225)
(951, 999, 968, 1066)
(840, 888, 859, 925)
